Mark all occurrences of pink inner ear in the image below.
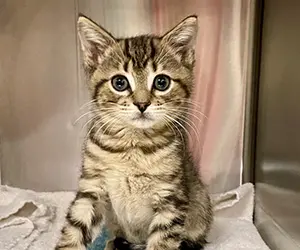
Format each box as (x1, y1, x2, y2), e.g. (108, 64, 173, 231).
(162, 17, 198, 48)
(78, 17, 119, 72)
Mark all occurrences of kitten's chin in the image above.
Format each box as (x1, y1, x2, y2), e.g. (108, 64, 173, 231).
(125, 111, 165, 130)
(130, 118, 157, 129)
(126, 112, 160, 129)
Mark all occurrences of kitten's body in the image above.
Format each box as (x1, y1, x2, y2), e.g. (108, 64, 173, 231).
(56, 15, 212, 250)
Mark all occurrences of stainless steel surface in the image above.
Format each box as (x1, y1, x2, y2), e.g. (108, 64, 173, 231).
(242, 0, 263, 184)
(0, 0, 254, 192)
(255, 0, 300, 248)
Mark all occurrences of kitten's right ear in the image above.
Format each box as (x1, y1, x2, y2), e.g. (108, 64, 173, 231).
(77, 15, 116, 72)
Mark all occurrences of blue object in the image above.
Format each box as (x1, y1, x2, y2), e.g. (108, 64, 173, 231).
(88, 227, 109, 250)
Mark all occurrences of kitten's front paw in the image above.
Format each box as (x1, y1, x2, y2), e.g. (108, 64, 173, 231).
(104, 239, 116, 250)
(114, 237, 131, 250)
(113, 237, 146, 250)
(55, 247, 83, 250)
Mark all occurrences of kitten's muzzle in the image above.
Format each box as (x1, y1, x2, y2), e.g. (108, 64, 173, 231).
(133, 101, 151, 113)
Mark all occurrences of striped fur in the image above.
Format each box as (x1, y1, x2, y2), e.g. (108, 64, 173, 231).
(55, 15, 213, 250)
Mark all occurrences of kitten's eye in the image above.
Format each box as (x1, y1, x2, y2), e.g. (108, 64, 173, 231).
(111, 75, 129, 92)
(153, 74, 171, 91)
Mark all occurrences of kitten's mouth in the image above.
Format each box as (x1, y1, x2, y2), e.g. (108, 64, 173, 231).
(132, 113, 153, 121)
(129, 112, 159, 129)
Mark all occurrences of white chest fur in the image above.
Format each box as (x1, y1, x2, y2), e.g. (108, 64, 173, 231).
(97, 142, 178, 242)
(106, 167, 155, 242)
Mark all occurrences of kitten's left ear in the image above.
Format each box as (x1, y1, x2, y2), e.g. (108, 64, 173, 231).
(162, 15, 198, 52)
(77, 15, 117, 72)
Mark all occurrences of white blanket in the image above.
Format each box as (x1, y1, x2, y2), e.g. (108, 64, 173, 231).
(0, 183, 269, 250)
(0, 186, 74, 250)
(207, 183, 270, 250)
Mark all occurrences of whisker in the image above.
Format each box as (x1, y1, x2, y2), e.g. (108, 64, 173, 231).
(165, 99, 203, 108)
(102, 116, 119, 135)
(168, 112, 201, 146)
(73, 111, 96, 125)
(183, 99, 205, 108)
(165, 100, 207, 119)
(95, 116, 119, 139)
(80, 111, 114, 134)
(85, 111, 115, 138)
(105, 117, 120, 137)
(78, 100, 121, 112)
(163, 117, 177, 138)
(73, 106, 131, 126)
(163, 100, 207, 118)
(80, 114, 101, 133)
(78, 99, 97, 110)
(175, 107, 208, 119)
(164, 114, 191, 140)
(167, 108, 205, 125)
(171, 112, 198, 139)
(163, 116, 186, 153)
(86, 118, 102, 139)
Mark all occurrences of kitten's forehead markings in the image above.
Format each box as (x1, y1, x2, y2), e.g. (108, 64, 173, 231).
(124, 72, 136, 92)
(125, 60, 136, 91)
(145, 60, 162, 91)
(147, 66, 156, 91)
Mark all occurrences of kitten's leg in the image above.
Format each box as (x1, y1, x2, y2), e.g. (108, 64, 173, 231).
(179, 240, 206, 250)
(114, 237, 145, 250)
(55, 177, 108, 250)
(113, 239, 207, 250)
(145, 186, 189, 250)
(114, 186, 188, 250)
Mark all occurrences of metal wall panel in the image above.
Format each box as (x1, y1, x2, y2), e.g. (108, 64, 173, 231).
(255, 0, 300, 248)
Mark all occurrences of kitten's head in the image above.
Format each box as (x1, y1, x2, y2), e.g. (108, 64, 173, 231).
(78, 15, 198, 130)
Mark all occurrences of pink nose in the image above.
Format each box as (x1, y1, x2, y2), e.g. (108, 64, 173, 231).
(133, 102, 151, 113)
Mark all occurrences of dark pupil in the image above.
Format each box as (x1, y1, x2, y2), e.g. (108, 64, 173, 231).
(116, 78, 125, 88)
(156, 76, 169, 90)
(113, 77, 127, 91)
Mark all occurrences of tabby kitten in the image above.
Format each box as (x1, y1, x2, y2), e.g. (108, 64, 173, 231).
(55, 15, 213, 250)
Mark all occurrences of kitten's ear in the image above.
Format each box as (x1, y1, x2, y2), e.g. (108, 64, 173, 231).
(161, 15, 198, 52)
(77, 15, 117, 71)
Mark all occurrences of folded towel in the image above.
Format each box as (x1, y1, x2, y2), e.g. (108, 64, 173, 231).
(0, 183, 269, 250)
(0, 185, 74, 250)
(205, 183, 270, 250)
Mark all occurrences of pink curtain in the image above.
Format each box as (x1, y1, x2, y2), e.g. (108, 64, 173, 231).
(151, 0, 253, 193)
